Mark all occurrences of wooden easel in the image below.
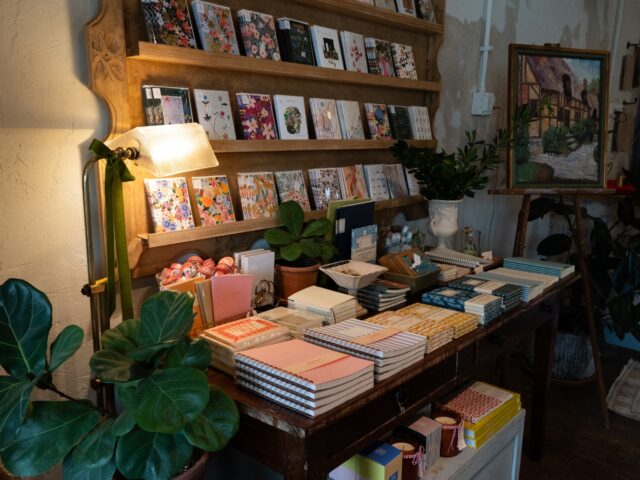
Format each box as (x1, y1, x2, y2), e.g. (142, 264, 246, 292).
(495, 188, 611, 428)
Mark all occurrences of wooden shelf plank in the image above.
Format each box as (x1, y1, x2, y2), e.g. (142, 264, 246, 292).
(211, 139, 437, 153)
(489, 188, 615, 196)
(131, 42, 440, 93)
(290, 0, 444, 34)
(138, 196, 426, 248)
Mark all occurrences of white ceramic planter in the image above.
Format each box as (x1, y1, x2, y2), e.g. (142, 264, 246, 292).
(428, 199, 464, 248)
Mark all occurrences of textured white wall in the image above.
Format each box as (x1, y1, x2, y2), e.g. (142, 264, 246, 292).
(0, 0, 105, 398)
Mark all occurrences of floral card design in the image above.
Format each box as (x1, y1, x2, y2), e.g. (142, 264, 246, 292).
(309, 98, 342, 140)
(274, 170, 311, 211)
(141, 0, 196, 48)
(364, 103, 393, 140)
(340, 31, 368, 73)
(142, 85, 193, 125)
(144, 177, 195, 233)
(236, 93, 278, 140)
(191, 1, 239, 55)
(372, 38, 395, 77)
(191, 175, 236, 226)
(194, 89, 236, 140)
(237, 9, 281, 61)
(308, 168, 342, 210)
(338, 166, 367, 200)
(391, 43, 418, 80)
(277, 18, 314, 65)
(237, 172, 279, 220)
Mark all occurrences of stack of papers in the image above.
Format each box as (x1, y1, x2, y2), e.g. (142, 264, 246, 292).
(288, 286, 357, 324)
(490, 267, 558, 288)
(421, 288, 502, 325)
(473, 271, 545, 302)
(504, 257, 575, 279)
(235, 339, 374, 417)
(235, 248, 276, 307)
(200, 316, 290, 375)
(258, 307, 324, 338)
(435, 263, 471, 282)
(449, 276, 524, 311)
(354, 279, 410, 312)
(396, 304, 478, 339)
(304, 319, 426, 381)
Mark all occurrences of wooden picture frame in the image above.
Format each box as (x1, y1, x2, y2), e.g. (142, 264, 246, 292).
(507, 44, 609, 190)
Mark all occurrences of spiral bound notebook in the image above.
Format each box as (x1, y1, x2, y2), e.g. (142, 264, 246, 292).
(424, 248, 492, 269)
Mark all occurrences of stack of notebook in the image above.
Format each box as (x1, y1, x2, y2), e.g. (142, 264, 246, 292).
(503, 257, 575, 279)
(200, 317, 291, 375)
(258, 307, 324, 338)
(421, 287, 502, 325)
(435, 263, 471, 282)
(364, 311, 453, 353)
(424, 247, 492, 269)
(288, 286, 357, 324)
(448, 276, 524, 312)
(438, 381, 522, 449)
(355, 279, 410, 312)
(235, 339, 375, 417)
(303, 319, 426, 381)
(473, 270, 544, 302)
(489, 267, 558, 289)
(397, 303, 478, 339)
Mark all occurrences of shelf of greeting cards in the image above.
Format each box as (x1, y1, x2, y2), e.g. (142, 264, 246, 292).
(289, 0, 444, 34)
(210, 138, 437, 153)
(130, 42, 441, 93)
(137, 195, 426, 249)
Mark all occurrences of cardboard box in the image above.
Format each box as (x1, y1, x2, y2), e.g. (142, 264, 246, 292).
(327, 442, 402, 480)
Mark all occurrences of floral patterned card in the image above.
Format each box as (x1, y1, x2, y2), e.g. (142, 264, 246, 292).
(338, 165, 368, 200)
(390, 43, 418, 80)
(141, 0, 197, 48)
(274, 170, 311, 211)
(144, 177, 195, 233)
(142, 85, 193, 125)
(236, 93, 278, 140)
(194, 89, 236, 140)
(277, 18, 315, 65)
(273, 95, 309, 140)
(336, 100, 365, 140)
(237, 172, 279, 220)
(237, 9, 281, 61)
(364, 103, 393, 140)
(308, 168, 342, 210)
(364, 37, 396, 77)
(191, 1, 239, 55)
(191, 175, 236, 226)
(339, 31, 368, 73)
(309, 98, 342, 140)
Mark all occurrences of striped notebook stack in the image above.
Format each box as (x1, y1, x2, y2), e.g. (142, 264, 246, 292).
(288, 286, 357, 324)
(489, 267, 558, 289)
(473, 271, 544, 302)
(235, 339, 374, 417)
(435, 263, 471, 282)
(397, 303, 478, 338)
(258, 307, 324, 338)
(303, 319, 426, 381)
(448, 276, 524, 311)
(421, 287, 502, 325)
(504, 257, 575, 279)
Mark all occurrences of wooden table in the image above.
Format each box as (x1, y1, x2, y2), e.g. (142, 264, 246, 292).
(209, 274, 578, 479)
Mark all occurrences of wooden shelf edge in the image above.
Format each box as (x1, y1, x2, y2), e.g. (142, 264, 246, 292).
(291, 0, 444, 34)
(489, 188, 615, 196)
(211, 139, 437, 153)
(131, 43, 440, 93)
(138, 196, 426, 248)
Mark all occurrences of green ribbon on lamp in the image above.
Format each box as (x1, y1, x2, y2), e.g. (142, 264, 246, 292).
(89, 139, 135, 321)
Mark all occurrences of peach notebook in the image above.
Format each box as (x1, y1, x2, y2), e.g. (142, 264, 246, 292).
(236, 339, 374, 391)
(211, 274, 253, 324)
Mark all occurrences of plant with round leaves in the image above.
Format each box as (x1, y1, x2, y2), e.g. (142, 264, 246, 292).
(0, 278, 239, 480)
(264, 200, 337, 266)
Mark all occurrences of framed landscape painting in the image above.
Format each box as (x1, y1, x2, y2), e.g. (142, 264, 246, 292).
(508, 44, 609, 189)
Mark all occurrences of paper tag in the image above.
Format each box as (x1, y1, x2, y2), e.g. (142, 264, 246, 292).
(281, 19, 291, 29)
(284, 351, 348, 374)
(336, 218, 346, 234)
(145, 88, 153, 99)
(351, 327, 401, 345)
(152, 88, 162, 99)
(481, 251, 493, 260)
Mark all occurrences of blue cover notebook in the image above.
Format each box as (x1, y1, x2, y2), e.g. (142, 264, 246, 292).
(503, 257, 575, 278)
(422, 287, 479, 311)
(335, 201, 375, 261)
(448, 276, 525, 309)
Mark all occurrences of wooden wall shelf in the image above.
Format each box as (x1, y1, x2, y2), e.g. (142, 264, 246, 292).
(138, 196, 426, 248)
(210, 139, 437, 153)
(130, 42, 441, 93)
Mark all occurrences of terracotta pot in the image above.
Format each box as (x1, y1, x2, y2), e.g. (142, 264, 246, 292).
(276, 262, 320, 300)
(173, 451, 209, 480)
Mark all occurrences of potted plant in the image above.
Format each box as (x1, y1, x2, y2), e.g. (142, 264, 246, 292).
(264, 200, 337, 299)
(0, 278, 239, 479)
(392, 129, 510, 247)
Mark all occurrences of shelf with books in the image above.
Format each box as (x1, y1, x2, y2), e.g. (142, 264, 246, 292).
(130, 42, 440, 94)
(137, 195, 426, 249)
(210, 138, 437, 153)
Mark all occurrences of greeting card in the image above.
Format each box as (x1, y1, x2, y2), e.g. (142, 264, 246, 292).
(141, 0, 197, 48)
(364, 38, 395, 77)
(191, 1, 239, 55)
(308, 168, 342, 210)
(273, 95, 309, 140)
(336, 100, 365, 140)
(236, 93, 278, 140)
(237, 9, 281, 61)
(390, 43, 418, 80)
(310, 25, 345, 70)
(144, 177, 195, 232)
(309, 98, 342, 140)
(364, 103, 392, 140)
(191, 175, 236, 225)
(277, 18, 315, 65)
(237, 172, 279, 220)
(339, 31, 368, 73)
(274, 170, 312, 211)
(142, 85, 193, 125)
(194, 89, 236, 140)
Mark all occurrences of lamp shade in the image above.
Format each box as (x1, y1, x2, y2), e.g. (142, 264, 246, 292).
(106, 123, 218, 176)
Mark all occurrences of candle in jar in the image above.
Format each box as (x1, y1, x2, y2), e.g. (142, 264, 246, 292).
(434, 416, 457, 425)
(392, 442, 416, 452)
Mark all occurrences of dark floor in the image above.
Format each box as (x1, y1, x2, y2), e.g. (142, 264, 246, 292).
(499, 346, 640, 480)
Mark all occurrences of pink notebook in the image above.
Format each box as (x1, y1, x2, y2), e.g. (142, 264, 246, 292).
(211, 274, 253, 324)
(237, 339, 374, 391)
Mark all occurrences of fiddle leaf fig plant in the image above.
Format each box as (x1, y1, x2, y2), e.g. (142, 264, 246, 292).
(0, 278, 239, 480)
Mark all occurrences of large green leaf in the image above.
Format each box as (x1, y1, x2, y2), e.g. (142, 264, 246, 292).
(70, 418, 116, 469)
(0, 401, 99, 477)
(300, 238, 322, 259)
(127, 342, 176, 363)
(281, 243, 303, 262)
(278, 200, 304, 238)
(101, 319, 140, 354)
(138, 291, 194, 347)
(0, 278, 51, 377)
(115, 427, 193, 480)
(164, 339, 211, 370)
(0, 377, 33, 450)
(527, 197, 555, 221)
(90, 350, 147, 383)
(537, 233, 572, 256)
(63, 454, 116, 480)
(115, 382, 139, 412)
(181, 387, 239, 451)
(111, 409, 136, 437)
(302, 218, 332, 238)
(264, 228, 294, 246)
(133, 367, 209, 433)
(49, 325, 84, 372)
